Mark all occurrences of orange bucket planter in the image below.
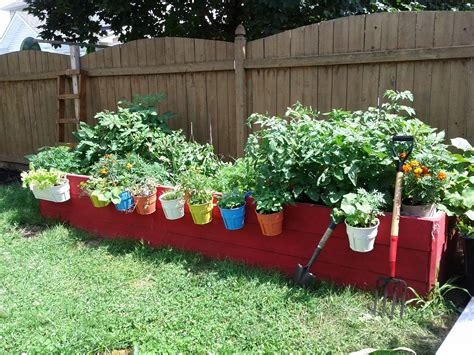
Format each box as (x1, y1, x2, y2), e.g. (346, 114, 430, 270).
(133, 193, 157, 215)
(256, 210, 284, 236)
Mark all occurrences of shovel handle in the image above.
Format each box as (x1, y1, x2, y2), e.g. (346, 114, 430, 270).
(306, 220, 337, 268)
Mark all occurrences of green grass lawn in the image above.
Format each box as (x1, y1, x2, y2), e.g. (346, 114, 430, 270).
(0, 184, 456, 353)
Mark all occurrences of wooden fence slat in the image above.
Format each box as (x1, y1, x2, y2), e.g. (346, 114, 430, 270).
(332, 17, 349, 110)
(413, 12, 435, 125)
(317, 20, 334, 113)
(346, 15, 365, 111)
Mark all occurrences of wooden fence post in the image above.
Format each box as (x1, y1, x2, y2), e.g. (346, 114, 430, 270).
(234, 24, 247, 157)
(70, 45, 81, 120)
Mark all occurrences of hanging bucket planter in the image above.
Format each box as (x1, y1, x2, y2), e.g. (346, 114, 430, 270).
(256, 210, 284, 236)
(31, 180, 70, 203)
(114, 191, 133, 212)
(219, 204, 246, 230)
(159, 192, 185, 220)
(401, 203, 436, 217)
(345, 219, 380, 252)
(189, 201, 213, 225)
(134, 193, 157, 215)
(90, 192, 110, 208)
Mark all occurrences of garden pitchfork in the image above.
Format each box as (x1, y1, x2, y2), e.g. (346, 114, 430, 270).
(374, 135, 414, 319)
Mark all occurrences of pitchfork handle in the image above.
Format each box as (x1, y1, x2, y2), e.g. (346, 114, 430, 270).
(389, 171, 403, 278)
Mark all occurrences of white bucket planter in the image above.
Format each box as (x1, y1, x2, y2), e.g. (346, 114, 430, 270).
(345, 219, 380, 253)
(401, 203, 436, 218)
(159, 192, 185, 220)
(31, 180, 70, 203)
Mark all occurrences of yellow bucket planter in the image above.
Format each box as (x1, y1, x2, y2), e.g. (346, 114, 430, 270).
(188, 201, 213, 225)
(90, 193, 110, 208)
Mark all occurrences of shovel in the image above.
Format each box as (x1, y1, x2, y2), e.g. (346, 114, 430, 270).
(294, 217, 337, 288)
(374, 135, 414, 319)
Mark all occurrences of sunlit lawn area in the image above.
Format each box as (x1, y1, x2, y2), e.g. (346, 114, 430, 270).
(0, 185, 456, 353)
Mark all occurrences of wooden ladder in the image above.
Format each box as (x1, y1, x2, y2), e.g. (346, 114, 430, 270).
(56, 68, 87, 145)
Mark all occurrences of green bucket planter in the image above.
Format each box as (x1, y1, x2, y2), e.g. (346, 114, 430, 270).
(188, 201, 213, 225)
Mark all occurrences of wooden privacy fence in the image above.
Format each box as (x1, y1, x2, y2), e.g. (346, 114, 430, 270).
(0, 11, 473, 165)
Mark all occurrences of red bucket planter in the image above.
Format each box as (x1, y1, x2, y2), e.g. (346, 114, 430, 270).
(39, 174, 448, 296)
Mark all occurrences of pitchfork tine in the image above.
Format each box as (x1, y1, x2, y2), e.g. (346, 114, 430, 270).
(382, 282, 389, 316)
(390, 283, 399, 319)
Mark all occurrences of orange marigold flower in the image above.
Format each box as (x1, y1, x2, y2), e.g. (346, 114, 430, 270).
(399, 152, 407, 159)
(402, 164, 412, 173)
(105, 154, 112, 159)
(437, 171, 447, 180)
(410, 160, 420, 167)
(424, 173, 431, 177)
(421, 165, 429, 174)
(414, 167, 423, 175)
(100, 168, 108, 175)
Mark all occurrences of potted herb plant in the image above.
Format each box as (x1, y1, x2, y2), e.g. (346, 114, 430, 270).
(252, 185, 291, 236)
(80, 177, 122, 208)
(335, 188, 385, 252)
(91, 154, 133, 212)
(130, 159, 170, 215)
(401, 160, 448, 217)
(217, 189, 247, 230)
(21, 167, 70, 203)
(159, 188, 185, 220)
(180, 168, 214, 225)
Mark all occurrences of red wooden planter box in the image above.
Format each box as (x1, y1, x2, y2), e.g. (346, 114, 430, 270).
(40, 174, 448, 295)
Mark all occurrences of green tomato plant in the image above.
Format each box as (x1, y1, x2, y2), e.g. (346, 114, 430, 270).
(25, 146, 82, 174)
(179, 168, 214, 205)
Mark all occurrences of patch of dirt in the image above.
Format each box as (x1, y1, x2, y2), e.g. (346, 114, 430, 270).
(0, 168, 21, 185)
(18, 224, 45, 239)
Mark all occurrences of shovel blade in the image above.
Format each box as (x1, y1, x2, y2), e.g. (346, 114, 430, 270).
(293, 264, 316, 287)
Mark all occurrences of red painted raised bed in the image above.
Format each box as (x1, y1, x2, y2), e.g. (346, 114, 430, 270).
(40, 174, 448, 296)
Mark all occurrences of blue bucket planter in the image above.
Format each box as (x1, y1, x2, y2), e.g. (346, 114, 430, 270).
(219, 204, 246, 230)
(114, 191, 133, 212)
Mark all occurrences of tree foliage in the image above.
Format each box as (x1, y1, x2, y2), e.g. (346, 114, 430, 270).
(26, 0, 472, 44)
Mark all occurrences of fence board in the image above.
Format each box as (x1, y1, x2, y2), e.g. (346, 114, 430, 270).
(0, 11, 472, 164)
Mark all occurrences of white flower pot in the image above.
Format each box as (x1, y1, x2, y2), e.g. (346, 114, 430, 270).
(159, 192, 185, 220)
(31, 180, 70, 203)
(401, 203, 436, 218)
(345, 219, 380, 253)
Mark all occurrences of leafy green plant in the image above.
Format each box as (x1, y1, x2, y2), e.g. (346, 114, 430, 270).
(334, 188, 385, 228)
(406, 278, 470, 314)
(25, 146, 82, 174)
(160, 189, 184, 201)
(21, 168, 67, 190)
(73, 94, 175, 170)
(80, 177, 122, 204)
(217, 189, 246, 209)
(402, 159, 448, 205)
(213, 158, 256, 193)
(439, 137, 474, 238)
(179, 168, 214, 205)
(118, 93, 175, 132)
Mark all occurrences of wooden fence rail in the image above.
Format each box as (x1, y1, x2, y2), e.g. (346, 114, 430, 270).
(0, 11, 472, 164)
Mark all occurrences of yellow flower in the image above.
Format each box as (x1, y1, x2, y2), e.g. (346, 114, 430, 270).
(413, 167, 423, 175)
(437, 171, 447, 180)
(402, 164, 412, 173)
(126, 163, 133, 170)
(100, 168, 108, 175)
(410, 160, 420, 167)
